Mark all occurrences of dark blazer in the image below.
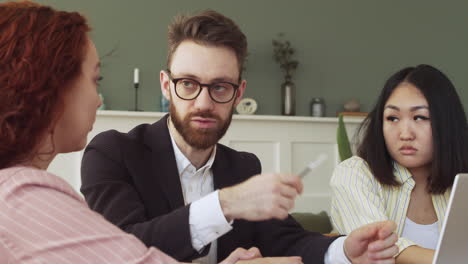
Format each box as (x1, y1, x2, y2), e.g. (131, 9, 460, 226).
(81, 114, 338, 263)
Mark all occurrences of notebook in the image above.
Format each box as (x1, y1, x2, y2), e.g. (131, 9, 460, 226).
(432, 174, 468, 264)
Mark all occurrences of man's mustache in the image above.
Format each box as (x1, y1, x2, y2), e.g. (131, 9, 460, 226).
(188, 111, 221, 120)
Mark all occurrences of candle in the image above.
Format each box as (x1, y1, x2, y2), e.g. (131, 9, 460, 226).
(134, 68, 139, 84)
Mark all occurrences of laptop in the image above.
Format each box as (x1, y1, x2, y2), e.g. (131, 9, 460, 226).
(432, 174, 468, 264)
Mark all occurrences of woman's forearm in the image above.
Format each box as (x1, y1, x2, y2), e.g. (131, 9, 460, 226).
(396, 246, 434, 264)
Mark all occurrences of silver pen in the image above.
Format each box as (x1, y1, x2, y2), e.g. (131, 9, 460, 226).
(297, 154, 328, 178)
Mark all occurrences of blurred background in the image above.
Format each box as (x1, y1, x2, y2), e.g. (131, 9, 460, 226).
(30, 0, 468, 116)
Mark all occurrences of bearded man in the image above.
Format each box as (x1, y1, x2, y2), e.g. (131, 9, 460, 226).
(81, 10, 398, 264)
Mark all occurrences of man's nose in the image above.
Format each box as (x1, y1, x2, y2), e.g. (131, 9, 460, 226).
(194, 87, 215, 111)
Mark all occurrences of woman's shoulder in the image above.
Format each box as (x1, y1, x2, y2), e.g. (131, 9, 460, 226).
(0, 166, 53, 182)
(0, 166, 44, 184)
(0, 166, 81, 201)
(332, 156, 376, 183)
(337, 156, 370, 170)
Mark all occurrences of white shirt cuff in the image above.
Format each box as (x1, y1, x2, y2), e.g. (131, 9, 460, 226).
(189, 190, 233, 251)
(324, 236, 351, 264)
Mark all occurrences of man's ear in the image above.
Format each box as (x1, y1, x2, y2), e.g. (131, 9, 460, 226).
(160, 70, 171, 100)
(233, 79, 247, 106)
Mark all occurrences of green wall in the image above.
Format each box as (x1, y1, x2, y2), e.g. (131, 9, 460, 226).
(22, 1, 468, 116)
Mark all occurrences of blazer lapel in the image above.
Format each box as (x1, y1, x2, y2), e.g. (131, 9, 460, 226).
(212, 146, 238, 189)
(143, 114, 185, 210)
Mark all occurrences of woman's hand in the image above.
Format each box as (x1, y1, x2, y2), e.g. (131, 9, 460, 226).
(219, 247, 302, 264)
(219, 247, 262, 264)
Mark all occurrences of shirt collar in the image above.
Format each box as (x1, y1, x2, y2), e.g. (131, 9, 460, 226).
(392, 160, 414, 185)
(168, 125, 217, 175)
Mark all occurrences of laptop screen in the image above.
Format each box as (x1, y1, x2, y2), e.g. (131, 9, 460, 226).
(432, 174, 468, 264)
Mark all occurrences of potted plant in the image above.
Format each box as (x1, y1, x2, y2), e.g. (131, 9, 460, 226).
(273, 33, 299, 115)
(337, 114, 353, 161)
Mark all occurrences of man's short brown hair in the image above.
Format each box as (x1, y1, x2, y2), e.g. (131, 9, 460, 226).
(167, 10, 247, 77)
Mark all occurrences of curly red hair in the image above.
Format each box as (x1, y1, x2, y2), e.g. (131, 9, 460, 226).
(0, 1, 91, 168)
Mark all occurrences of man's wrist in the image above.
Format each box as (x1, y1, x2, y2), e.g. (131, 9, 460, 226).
(189, 191, 233, 250)
(324, 236, 352, 264)
(219, 187, 235, 221)
(343, 237, 352, 262)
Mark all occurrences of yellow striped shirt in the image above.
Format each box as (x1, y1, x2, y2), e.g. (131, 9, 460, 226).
(330, 156, 451, 254)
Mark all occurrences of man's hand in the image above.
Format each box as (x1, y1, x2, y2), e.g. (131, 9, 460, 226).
(219, 247, 262, 264)
(344, 220, 398, 264)
(219, 173, 303, 221)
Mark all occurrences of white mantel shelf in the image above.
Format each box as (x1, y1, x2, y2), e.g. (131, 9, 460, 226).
(49, 110, 365, 214)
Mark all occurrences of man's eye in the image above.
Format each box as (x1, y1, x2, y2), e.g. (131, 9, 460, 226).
(213, 85, 227, 91)
(182, 80, 195, 87)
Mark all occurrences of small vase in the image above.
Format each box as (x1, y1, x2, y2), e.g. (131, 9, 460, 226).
(160, 94, 169, 112)
(281, 81, 296, 115)
(98, 93, 106, 110)
(310, 97, 325, 117)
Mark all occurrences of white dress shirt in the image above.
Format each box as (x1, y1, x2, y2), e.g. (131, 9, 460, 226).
(169, 132, 350, 264)
(170, 134, 231, 264)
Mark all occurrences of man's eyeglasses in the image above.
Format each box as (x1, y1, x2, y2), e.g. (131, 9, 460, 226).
(166, 71, 239, 104)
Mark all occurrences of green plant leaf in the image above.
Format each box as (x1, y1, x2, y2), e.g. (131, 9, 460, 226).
(337, 114, 353, 161)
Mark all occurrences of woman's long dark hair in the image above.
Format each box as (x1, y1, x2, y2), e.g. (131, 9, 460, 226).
(357, 64, 468, 194)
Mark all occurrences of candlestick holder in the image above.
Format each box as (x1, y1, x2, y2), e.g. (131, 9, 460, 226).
(133, 83, 142, 111)
(132, 68, 141, 111)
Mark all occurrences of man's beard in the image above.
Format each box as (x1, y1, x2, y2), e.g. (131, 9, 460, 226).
(170, 100, 234, 150)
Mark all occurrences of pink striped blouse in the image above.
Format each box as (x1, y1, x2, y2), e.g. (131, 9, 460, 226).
(0, 166, 179, 264)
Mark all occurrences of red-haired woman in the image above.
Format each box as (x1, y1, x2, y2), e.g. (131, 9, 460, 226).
(0, 2, 301, 264)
